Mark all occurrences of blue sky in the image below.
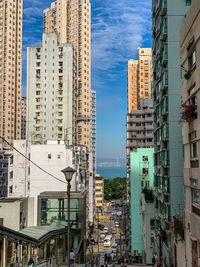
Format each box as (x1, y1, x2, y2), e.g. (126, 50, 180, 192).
(23, 0, 152, 160)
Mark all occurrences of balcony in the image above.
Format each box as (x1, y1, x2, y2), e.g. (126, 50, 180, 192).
(155, 0, 161, 15)
(161, 44, 168, 66)
(160, 0, 167, 16)
(191, 160, 199, 168)
(160, 18, 168, 41)
(161, 71, 168, 91)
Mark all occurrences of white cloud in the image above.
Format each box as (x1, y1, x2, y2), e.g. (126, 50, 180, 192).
(92, 0, 152, 71)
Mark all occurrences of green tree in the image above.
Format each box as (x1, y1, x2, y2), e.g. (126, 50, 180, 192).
(104, 177, 127, 201)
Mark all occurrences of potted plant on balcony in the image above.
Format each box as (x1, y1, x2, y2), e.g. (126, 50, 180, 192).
(181, 103, 197, 124)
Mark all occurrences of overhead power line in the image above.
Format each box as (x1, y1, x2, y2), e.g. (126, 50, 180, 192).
(0, 136, 67, 184)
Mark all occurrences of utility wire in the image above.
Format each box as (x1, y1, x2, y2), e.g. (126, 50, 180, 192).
(0, 136, 67, 184)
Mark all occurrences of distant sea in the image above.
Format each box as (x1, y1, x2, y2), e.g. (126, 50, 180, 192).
(97, 166, 126, 179)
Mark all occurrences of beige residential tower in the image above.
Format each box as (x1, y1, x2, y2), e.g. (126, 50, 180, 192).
(128, 48, 152, 112)
(0, 0, 22, 145)
(43, 0, 91, 149)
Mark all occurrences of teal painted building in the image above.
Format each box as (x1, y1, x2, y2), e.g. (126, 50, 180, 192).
(130, 148, 154, 256)
(152, 0, 191, 265)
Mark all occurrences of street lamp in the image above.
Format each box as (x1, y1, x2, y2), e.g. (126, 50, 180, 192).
(62, 166, 76, 267)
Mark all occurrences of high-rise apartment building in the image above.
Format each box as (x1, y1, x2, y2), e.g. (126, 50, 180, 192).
(21, 96, 26, 140)
(43, 0, 91, 149)
(0, 0, 22, 145)
(181, 1, 200, 265)
(138, 48, 152, 102)
(126, 99, 154, 156)
(27, 33, 74, 144)
(128, 60, 138, 112)
(91, 90, 96, 171)
(128, 48, 152, 111)
(152, 0, 191, 265)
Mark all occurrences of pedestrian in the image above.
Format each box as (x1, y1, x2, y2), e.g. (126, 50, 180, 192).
(152, 253, 158, 266)
(26, 258, 36, 267)
(70, 249, 75, 265)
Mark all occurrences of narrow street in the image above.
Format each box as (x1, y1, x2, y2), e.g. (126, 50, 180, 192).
(86, 202, 135, 266)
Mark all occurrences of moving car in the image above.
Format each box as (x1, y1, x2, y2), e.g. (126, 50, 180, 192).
(105, 234, 112, 241)
(104, 239, 111, 247)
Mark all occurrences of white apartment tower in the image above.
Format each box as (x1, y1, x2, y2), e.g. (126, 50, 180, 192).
(43, 0, 91, 149)
(27, 33, 74, 144)
(0, 0, 22, 145)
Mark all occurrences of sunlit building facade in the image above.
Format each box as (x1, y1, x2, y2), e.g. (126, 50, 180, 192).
(0, 0, 22, 146)
(128, 48, 152, 112)
(43, 0, 92, 149)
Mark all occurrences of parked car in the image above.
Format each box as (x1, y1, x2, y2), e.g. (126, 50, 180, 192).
(104, 239, 111, 247)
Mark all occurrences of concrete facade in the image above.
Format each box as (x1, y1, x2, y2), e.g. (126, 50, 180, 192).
(0, 198, 34, 230)
(0, 0, 22, 146)
(95, 173, 104, 207)
(128, 60, 138, 112)
(27, 33, 73, 145)
(126, 99, 154, 155)
(8, 140, 93, 225)
(91, 90, 96, 172)
(152, 0, 191, 265)
(21, 96, 26, 140)
(181, 1, 200, 266)
(0, 145, 13, 197)
(43, 0, 92, 150)
(127, 48, 152, 112)
(130, 148, 154, 257)
(141, 198, 156, 264)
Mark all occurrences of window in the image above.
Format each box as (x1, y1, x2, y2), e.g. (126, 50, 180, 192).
(143, 156, 148, 161)
(190, 142, 198, 158)
(188, 50, 196, 70)
(192, 189, 200, 208)
(142, 168, 149, 176)
(186, 0, 191, 6)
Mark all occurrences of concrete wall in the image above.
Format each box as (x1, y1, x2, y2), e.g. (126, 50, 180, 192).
(0, 198, 34, 230)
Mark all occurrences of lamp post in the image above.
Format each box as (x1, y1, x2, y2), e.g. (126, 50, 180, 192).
(62, 166, 76, 267)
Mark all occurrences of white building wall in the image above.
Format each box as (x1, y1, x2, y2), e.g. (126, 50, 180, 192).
(27, 33, 73, 144)
(0, 198, 34, 230)
(8, 140, 29, 197)
(10, 140, 76, 225)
